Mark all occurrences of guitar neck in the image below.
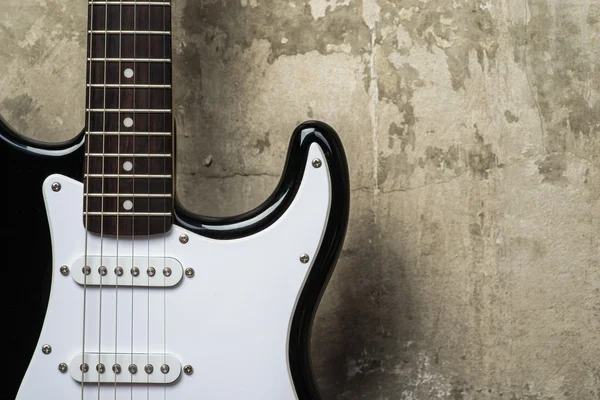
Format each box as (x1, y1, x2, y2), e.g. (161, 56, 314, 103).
(83, 0, 174, 237)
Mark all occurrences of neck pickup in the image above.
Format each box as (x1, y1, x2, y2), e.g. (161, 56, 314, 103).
(69, 353, 181, 384)
(71, 256, 183, 287)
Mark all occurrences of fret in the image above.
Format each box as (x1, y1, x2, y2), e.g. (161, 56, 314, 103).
(89, 34, 171, 59)
(88, 58, 171, 62)
(85, 177, 172, 193)
(89, 31, 171, 35)
(89, 2, 171, 5)
(85, 212, 172, 216)
(86, 197, 172, 213)
(88, 84, 172, 88)
(86, 155, 171, 174)
(85, 193, 172, 198)
(85, 174, 172, 178)
(88, 112, 171, 132)
(86, 135, 171, 153)
(90, 62, 171, 85)
(87, 109, 172, 113)
(87, 165, 173, 176)
(86, 153, 172, 157)
(87, 132, 171, 135)
(89, 88, 172, 109)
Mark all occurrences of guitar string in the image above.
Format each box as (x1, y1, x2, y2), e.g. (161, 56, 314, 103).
(162, 2, 168, 396)
(114, 0, 124, 397)
(146, 4, 151, 397)
(97, 1, 111, 397)
(131, 0, 138, 396)
(83, 0, 97, 397)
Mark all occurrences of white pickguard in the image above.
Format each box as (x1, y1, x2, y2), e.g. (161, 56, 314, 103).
(17, 144, 331, 400)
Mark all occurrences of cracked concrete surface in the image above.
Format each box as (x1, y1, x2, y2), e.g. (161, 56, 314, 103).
(1, 0, 599, 398)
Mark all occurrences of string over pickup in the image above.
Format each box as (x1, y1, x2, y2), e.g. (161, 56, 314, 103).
(69, 352, 181, 384)
(70, 256, 184, 287)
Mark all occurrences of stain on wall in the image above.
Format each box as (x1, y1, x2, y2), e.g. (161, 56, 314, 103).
(1, 0, 599, 399)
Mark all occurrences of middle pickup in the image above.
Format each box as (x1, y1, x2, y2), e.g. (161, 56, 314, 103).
(70, 256, 184, 287)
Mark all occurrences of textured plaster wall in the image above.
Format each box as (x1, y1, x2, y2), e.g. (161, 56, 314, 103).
(1, 0, 599, 399)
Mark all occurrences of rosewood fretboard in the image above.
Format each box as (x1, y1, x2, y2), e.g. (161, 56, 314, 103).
(83, 0, 174, 236)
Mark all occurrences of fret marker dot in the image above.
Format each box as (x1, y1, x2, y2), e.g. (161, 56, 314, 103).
(123, 200, 134, 211)
(123, 118, 134, 128)
(123, 161, 133, 172)
(124, 68, 134, 79)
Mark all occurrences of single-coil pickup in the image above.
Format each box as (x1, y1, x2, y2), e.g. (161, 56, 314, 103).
(71, 256, 183, 287)
(69, 352, 181, 384)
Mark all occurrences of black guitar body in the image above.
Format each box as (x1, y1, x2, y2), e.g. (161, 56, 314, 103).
(3, 119, 86, 400)
(2, 116, 349, 400)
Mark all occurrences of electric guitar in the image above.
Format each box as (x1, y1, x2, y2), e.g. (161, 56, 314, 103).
(3, 0, 349, 398)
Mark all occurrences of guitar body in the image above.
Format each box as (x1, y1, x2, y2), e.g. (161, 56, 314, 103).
(3, 117, 349, 399)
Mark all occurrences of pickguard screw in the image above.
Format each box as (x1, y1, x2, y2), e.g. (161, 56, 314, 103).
(299, 254, 310, 264)
(179, 234, 189, 244)
(51, 182, 61, 192)
(42, 344, 52, 354)
(112, 364, 122, 374)
(58, 363, 68, 373)
(82, 266, 91, 275)
(163, 267, 172, 277)
(312, 159, 322, 168)
(185, 268, 195, 278)
(60, 266, 70, 276)
(98, 266, 107, 276)
(160, 364, 170, 374)
(147, 267, 156, 277)
(80, 363, 89, 373)
(96, 363, 105, 373)
(115, 266, 124, 276)
(131, 266, 140, 277)
(128, 364, 138, 374)
(183, 365, 194, 375)
(144, 364, 154, 374)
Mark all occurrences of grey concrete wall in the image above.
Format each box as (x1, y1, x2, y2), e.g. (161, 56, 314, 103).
(1, 0, 599, 398)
